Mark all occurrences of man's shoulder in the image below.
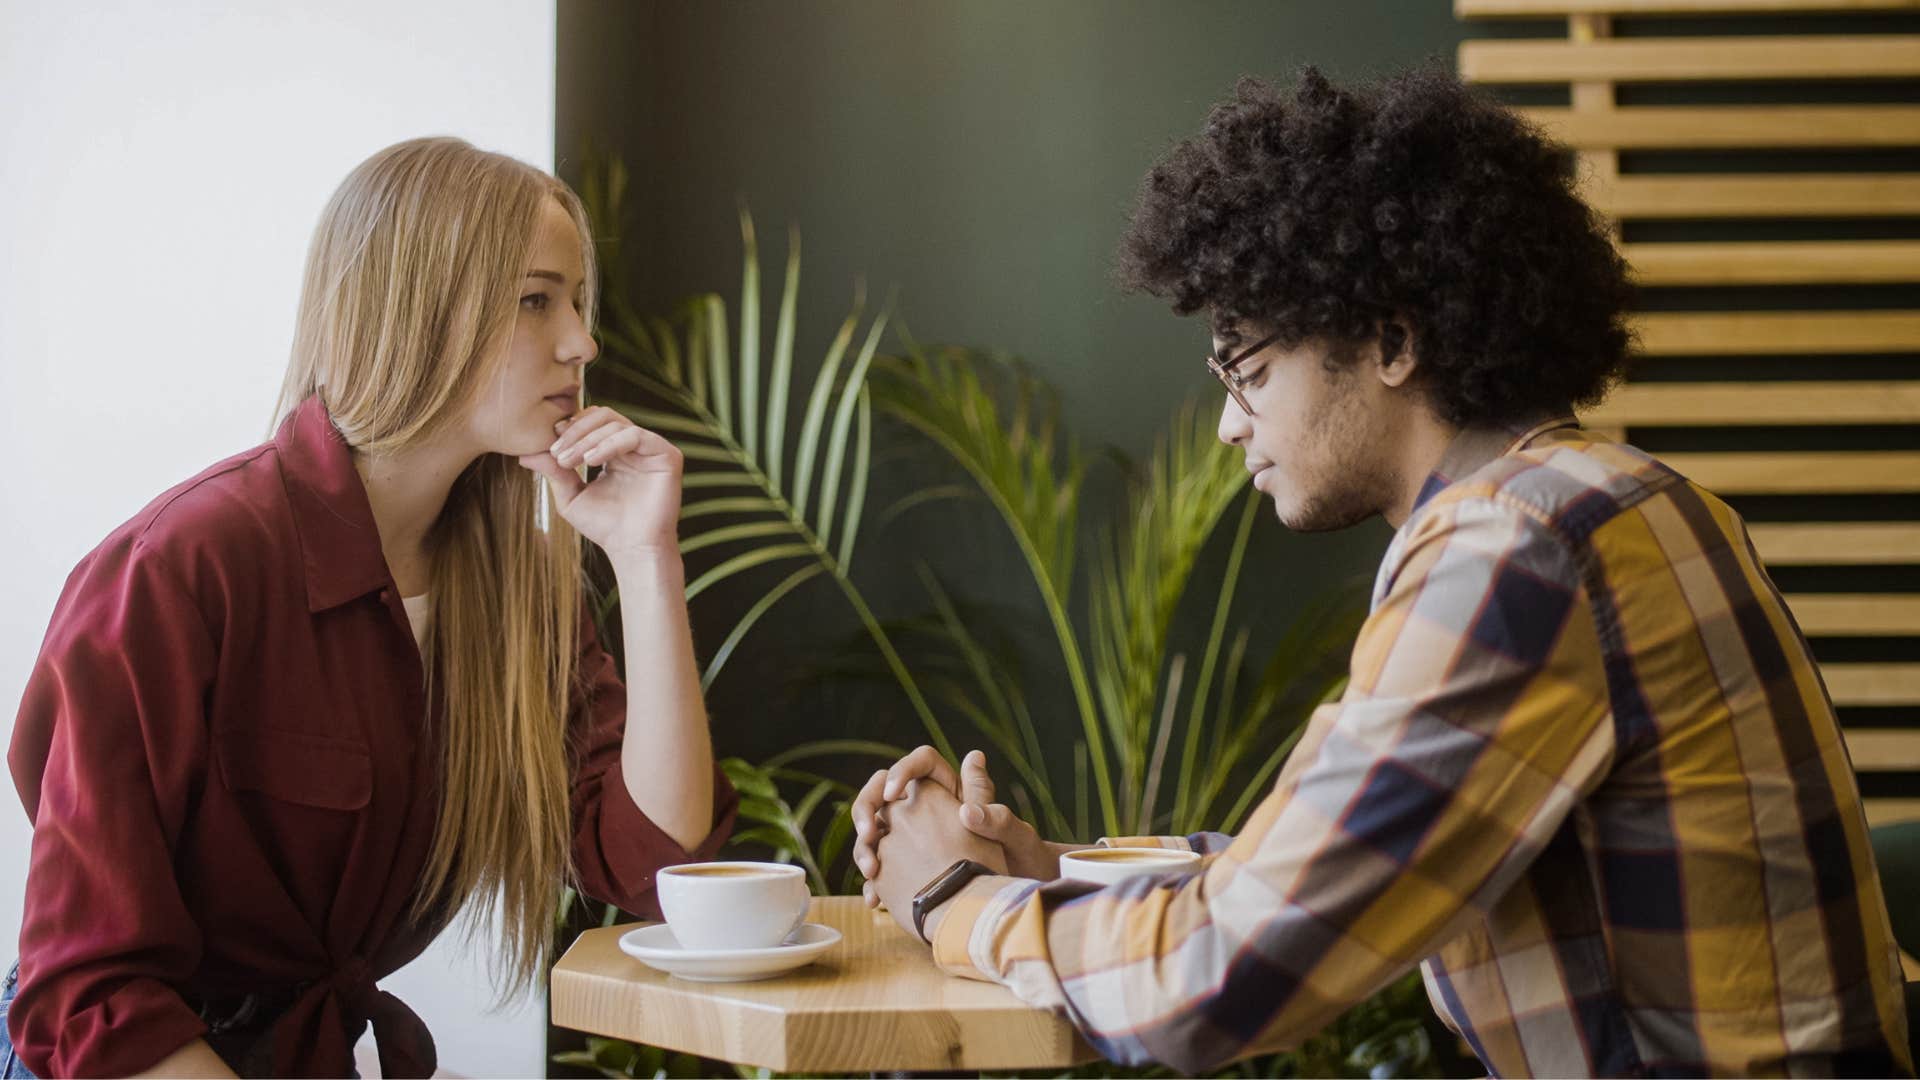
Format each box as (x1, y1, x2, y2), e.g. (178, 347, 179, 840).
(1425, 428, 1683, 546)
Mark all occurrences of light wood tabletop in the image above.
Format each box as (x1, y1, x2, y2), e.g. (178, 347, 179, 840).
(549, 895, 1099, 1073)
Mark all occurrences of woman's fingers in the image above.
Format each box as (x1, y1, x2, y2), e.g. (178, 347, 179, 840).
(577, 425, 641, 467)
(515, 451, 586, 502)
(553, 412, 680, 472)
(553, 413, 623, 466)
(549, 405, 620, 460)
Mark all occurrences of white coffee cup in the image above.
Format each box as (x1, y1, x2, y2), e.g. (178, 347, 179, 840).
(1058, 847, 1202, 886)
(655, 861, 811, 951)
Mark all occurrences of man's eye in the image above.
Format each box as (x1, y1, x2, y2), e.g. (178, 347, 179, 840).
(520, 293, 549, 312)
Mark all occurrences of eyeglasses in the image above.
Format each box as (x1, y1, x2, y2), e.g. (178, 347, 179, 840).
(1206, 330, 1282, 416)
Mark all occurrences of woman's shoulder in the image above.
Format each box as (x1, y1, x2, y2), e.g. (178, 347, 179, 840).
(77, 440, 300, 607)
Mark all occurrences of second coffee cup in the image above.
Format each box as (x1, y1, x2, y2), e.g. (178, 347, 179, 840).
(1058, 846, 1202, 886)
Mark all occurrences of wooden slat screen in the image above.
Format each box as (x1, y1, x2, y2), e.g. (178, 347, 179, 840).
(1521, 104, 1920, 148)
(1458, 0, 1920, 825)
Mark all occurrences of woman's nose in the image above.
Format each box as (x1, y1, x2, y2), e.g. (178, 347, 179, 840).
(562, 323, 598, 367)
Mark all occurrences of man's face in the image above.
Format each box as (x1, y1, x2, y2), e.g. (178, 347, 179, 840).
(1213, 330, 1399, 533)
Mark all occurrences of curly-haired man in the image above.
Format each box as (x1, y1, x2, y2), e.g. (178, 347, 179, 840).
(854, 67, 1914, 1077)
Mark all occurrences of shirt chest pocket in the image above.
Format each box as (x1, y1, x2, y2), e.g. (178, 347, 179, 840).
(215, 727, 373, 811)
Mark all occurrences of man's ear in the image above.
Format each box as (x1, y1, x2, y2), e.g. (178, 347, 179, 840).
(1376, 318, 1418, 388)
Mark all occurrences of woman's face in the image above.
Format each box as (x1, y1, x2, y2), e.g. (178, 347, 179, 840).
(465, 197, 597, 457)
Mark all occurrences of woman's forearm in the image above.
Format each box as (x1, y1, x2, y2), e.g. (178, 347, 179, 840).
(130, 1037, 240, 1079)
(610, 550, 715, 850)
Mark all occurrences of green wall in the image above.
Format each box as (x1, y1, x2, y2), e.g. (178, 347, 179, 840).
(556, 1, 1469, 770)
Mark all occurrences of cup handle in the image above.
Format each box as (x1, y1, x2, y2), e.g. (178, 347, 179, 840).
(785, 885, 810, 941)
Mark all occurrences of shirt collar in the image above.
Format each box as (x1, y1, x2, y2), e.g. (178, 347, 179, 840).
(274, 395, 394, 612)
(1408, 414, 1581, 519)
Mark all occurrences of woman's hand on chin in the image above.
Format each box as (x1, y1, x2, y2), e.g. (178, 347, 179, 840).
(518, 405, 682, 560)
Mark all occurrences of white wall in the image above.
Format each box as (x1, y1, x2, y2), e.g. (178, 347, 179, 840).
(0, 3, 556, 1076)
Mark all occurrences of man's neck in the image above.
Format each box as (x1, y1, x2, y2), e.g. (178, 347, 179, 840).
(1382, 414, 1570, 530)
(1381, 408, 1465, 530)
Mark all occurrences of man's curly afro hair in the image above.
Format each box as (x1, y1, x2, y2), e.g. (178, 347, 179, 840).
(1116, 66, 1634, 429)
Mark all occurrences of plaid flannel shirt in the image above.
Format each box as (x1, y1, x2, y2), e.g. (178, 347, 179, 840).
(928, 418, 1913, 1077)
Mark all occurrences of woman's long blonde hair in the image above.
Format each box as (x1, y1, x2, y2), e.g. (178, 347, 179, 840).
(275, 136, 598, 995)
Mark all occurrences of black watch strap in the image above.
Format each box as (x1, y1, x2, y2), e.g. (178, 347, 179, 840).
(911, 858, 995, 944)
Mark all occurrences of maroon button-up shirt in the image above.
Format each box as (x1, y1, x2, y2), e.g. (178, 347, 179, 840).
(8, 396, 738, 1078)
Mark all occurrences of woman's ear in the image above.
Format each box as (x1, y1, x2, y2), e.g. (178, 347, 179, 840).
(1376, 318, 1418, 388)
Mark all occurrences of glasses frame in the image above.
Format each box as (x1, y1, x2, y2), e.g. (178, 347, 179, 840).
(1206, 330, 1283, 416)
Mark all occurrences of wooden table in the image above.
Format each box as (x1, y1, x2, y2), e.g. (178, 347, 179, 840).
(549, 896, 1098, 1073)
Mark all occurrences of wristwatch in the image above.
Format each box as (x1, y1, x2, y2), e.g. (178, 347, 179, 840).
(910, 858, 996, 944)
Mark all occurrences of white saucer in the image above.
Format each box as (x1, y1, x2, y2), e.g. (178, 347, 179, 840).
(617, 922, 843, 983)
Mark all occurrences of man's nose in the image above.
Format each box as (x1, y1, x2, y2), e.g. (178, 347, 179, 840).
(1217, 395, 1249, 446)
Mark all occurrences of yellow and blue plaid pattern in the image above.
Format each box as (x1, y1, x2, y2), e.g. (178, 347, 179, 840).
(930, 420, 1912, 1077)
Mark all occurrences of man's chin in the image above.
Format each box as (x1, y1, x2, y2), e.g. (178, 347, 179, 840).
(1272, 493, 1375, 534)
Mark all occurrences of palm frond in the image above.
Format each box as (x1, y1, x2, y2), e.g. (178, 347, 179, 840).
(577, 153, 953, 759)
(870, 345, 1116, 832)
(1171, 488, 1263, 831)
(1086, 398, 1248, 832)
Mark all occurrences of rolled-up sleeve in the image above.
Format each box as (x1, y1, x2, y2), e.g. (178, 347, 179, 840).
(929, 499, 1616, 1074)
(8, 539, 214, 1078)
(566, 608, 737, 919)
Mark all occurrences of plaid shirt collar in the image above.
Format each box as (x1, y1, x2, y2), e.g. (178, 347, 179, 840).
(1408, 414, 1581, 520)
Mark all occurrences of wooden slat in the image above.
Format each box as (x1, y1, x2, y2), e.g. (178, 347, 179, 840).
(1624, 241, 1920, 285)
(1660, 451, 1920, 492)
(1787, 594, 1920, 634)
(1463, 0, 1920, 14)
(1461, 36, 1920, 83)
(1571, 14, 1624, 185)
(1867, 799, 1920, 828)
(1750, 523, 1920, 564)
(1631, 311, 1920, 354)
(1585, 175, 1920, 218)
(1522, 105, 1920, 149)
(1591, 381, 1920, 425)
(1845, 728, 1920, 769)
(1826, 662, 1920, 704)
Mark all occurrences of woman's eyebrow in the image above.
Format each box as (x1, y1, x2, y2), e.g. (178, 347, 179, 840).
(526, 269, 568, 284)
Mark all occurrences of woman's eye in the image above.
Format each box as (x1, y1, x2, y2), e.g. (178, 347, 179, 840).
(520, 293, 550, 312)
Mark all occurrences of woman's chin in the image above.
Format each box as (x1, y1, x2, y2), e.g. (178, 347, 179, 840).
(486, 434, 555, 462)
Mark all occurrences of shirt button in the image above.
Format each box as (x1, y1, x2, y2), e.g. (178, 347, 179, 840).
(379, 588, 393, 603)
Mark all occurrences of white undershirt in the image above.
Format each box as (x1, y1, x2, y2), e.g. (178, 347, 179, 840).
(401, 593, 430, 651)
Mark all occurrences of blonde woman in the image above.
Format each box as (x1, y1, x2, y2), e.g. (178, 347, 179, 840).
(3, 137, 736, 1079)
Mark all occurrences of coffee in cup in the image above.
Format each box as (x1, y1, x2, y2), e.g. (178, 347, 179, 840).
(1058, 846, 1202, 886)
(656, 861, 810, 950)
